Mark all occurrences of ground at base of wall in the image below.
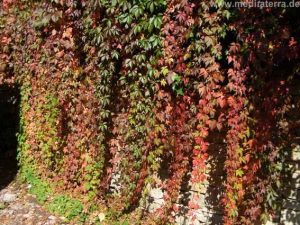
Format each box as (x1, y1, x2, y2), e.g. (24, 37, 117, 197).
(0, 179, 64, 225)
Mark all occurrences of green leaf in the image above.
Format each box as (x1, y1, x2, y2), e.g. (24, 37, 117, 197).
(112, 0, 117, 7)
(149, 2, 155, 13)
(235, 169, 244, 177)
(153, 16, 162, 28)
(161, 66, 169, 76)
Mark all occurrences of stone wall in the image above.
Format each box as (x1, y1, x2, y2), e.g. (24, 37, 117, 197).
(266, 145, 300, 225)
(145, 145, 300, 225)
(281, 145, 300, 225)
(144, 132, 226, 225)
(267, 81, 300, 225)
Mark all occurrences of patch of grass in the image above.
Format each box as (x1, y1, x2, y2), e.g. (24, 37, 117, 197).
(20, 166, 86, 223)
(47, 195, 87, 222)
(21, 167, 52, 203)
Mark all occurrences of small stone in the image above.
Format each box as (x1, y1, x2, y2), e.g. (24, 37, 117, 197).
(60, 216, 66, 221)
(48, 215, 56, 220)
(47, 220, 57, 225)
(98, 213, 105, 222)
(2, 193, 17, 202)
(23, 214, 30, 218)
(150, 188, 163, 199)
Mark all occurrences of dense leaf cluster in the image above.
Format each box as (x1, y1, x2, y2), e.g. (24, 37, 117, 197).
(1, 0, 299, 224)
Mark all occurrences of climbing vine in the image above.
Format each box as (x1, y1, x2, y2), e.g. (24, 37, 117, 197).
(1, 0, 300, 224)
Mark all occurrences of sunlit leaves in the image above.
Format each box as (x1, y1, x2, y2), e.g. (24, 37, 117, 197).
(2, 1, 298, 224)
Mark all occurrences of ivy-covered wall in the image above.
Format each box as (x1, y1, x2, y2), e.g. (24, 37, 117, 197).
(1, 1, 300, 224)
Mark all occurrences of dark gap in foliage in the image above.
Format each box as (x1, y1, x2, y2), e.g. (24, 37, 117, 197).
(219, 29, 237, 86)
(101, 59, 124, 194)
(0, 85, 20, 190)
(206, 131, 227, 225)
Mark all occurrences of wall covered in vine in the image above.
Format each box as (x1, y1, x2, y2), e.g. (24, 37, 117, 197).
(1, 0, 300, 224)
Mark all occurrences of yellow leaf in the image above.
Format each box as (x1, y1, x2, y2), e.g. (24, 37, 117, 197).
(160, 79, 167, 86)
